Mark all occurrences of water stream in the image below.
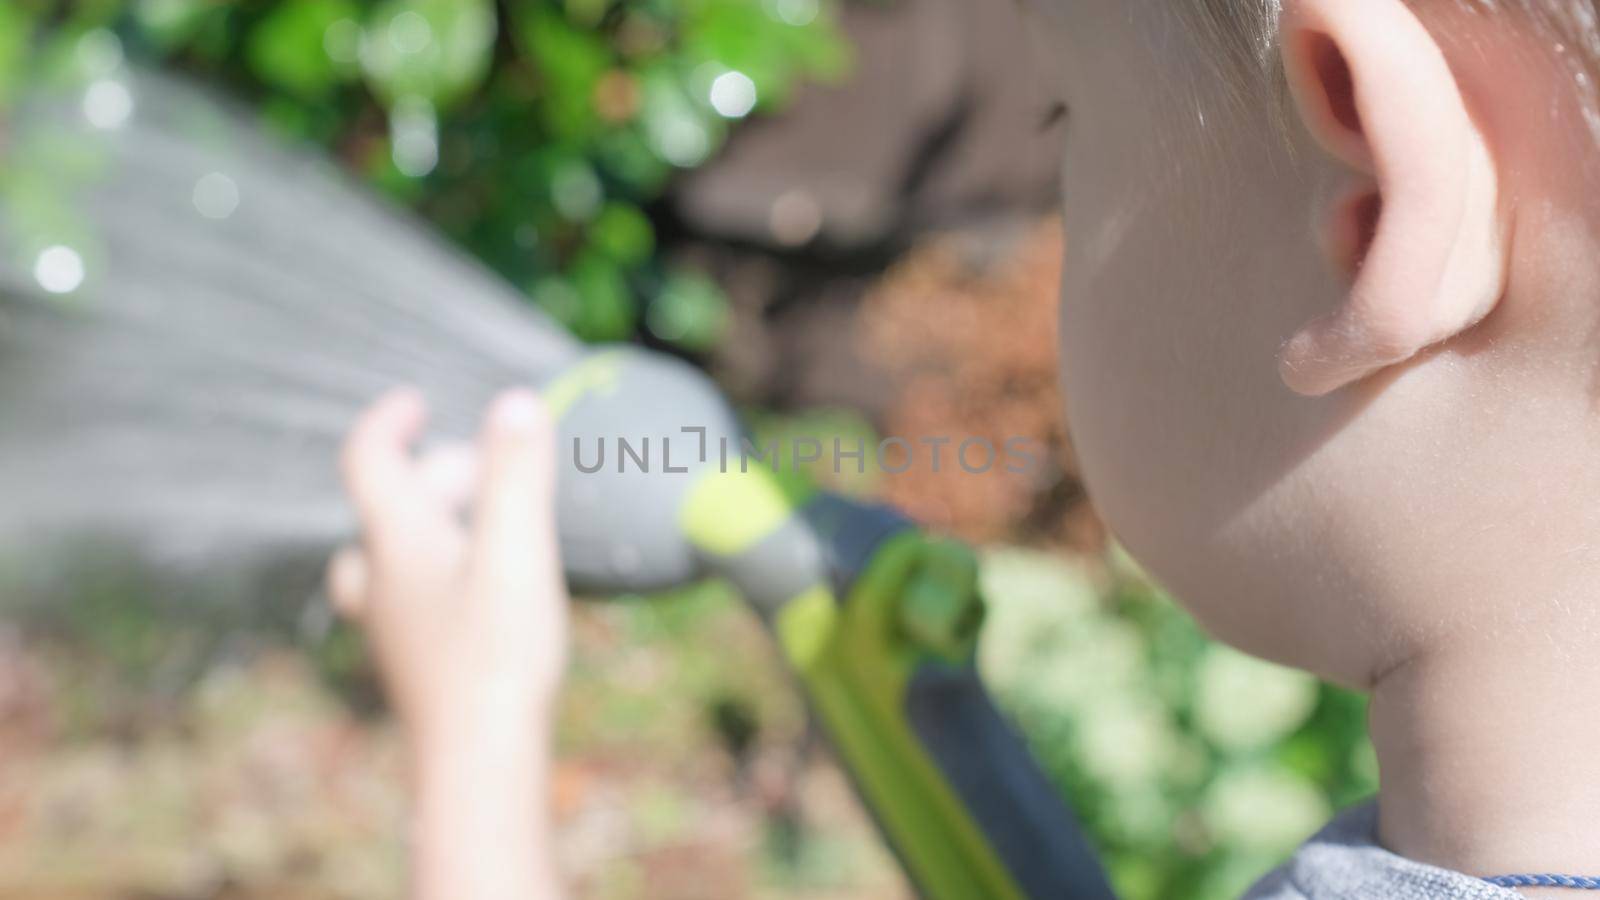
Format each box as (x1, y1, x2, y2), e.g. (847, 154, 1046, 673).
(0, 68, 582, 602)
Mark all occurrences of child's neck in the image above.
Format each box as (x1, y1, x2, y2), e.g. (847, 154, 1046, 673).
(1370, 630, 1600, 897)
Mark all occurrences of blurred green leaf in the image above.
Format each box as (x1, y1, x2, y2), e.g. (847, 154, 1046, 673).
(246, 0, 358, 98)
(134, 0, 214, 50)
(550, 158, 604, 221)
(590, 202, 654, 266)
(569, 252, 634, 341)
(1193, 645, 1318, 753)
(531, 274, 583, 328)
(645, 269, 727, 351)
(0, 4, 33, 109)
(361, 0, 496, 109)
(638, 65, 720, 168)
(519, 6, 611, 140)
(980, 547, 1377, 900)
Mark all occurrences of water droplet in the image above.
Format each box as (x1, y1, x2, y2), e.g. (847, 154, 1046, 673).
(76, 29, 124, 75)
(551, 164, 602, 221)
(650, 114, 709, 167)
(390, 98, 439, 177)
(708, 70, 757, 119)
(33, 245, 85, 295)
(769, 0, 818, 27)
(388, 11, 433, 55)
(646, 296, 690, 342)
(393, 133, 437, 177)
(324, 18, 362, 65)
(83, 79, 133, 130)
(192, 172, 240, 220)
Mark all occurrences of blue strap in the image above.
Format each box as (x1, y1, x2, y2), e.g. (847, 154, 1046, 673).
(1485, 874, 1600, 890)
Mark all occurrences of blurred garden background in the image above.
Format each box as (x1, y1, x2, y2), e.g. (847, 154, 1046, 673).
(0, 2, 1377, 898)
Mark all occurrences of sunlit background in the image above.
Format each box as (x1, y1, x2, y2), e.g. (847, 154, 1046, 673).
(0, 2, 1376, 898)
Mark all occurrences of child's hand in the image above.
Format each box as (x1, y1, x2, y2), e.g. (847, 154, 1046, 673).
(328, 387, 568, 900)
(329, 386, 568, 740)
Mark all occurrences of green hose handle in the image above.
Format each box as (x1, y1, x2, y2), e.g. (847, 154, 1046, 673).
(682, 473, 1115, 899)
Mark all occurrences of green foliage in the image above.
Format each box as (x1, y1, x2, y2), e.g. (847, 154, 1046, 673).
(979, 547, 1378, 900)
(3, 0, 848, 349)
(247, 1, 361, 99)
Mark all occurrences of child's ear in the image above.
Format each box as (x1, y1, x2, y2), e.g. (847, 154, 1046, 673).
(1277, 0, 1509, 396)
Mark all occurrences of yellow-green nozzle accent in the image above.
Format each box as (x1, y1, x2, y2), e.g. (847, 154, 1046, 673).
(542, 351, 624, 419)
(679, 467, 799, 556)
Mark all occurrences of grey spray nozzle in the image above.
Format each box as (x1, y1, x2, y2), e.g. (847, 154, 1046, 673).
(544, 347, 842, 614)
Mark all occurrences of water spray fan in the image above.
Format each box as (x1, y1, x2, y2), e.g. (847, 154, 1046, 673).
(0, 71, 1114, 899)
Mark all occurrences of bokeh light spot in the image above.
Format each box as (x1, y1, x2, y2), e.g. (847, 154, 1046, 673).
(708, 70, 757, 119)
(76, 29, 124, 75)
(324, 18, 362, 65)
(390, 98, 439, 177)
(33, 246, 85, 295)
(651, 115, 709, 167)
(771, 0, 819, 27)
(83, 79, 133, 130)
(388, 11, 433, 55)
(551, 164, 603, 221)
(192, 172, 241, 220)
(769, 189, 822, 245)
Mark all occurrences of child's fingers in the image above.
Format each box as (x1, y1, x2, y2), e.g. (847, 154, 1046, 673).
(470, 389, 558, 588)
(416, 442, 478, 514)
(342, 387, 426, 510)
(341, 388, 448, 550)
(326, 545, 370, 620)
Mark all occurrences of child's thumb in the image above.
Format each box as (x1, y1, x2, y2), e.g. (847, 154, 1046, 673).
(472, 389, 559, 585)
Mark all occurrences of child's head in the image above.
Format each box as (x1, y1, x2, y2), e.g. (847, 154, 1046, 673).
(1046, 0, 1600, 685)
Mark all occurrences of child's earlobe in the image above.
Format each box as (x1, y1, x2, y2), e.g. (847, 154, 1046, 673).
(1276, 0, 1510, 397)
